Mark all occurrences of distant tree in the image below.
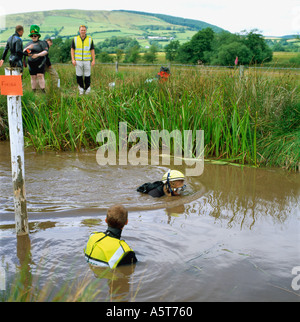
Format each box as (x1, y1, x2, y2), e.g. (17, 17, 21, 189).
(116, 49, 124, 62)
(176, 28, 215, 64)
(48, 38, 63, 63)
(127, 39, 140, 50)
(165, 40, 180, 62)
(53, 28, 59, 37)
(189, 28, 214, 63)
(216, 42, 252, 66)
(212, 31, 242, 49)
(124, 45, 141, 63)
(176, 42, 194, 63)
(48, 38, 72, 63)
(59, 39, 73, 63)
(143, 44, 158, 63)
(97, 36, 139, 54)
(243, 30, 273, 64)
(98, 51, 114, 63)
(175, 28, 273, 66)
(270, 41, 286, 52)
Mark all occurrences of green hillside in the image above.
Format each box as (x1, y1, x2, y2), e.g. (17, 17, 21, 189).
(0, 9, 224, 46)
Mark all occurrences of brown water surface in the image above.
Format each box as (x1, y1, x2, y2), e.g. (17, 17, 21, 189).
(0, 141, 299, 301)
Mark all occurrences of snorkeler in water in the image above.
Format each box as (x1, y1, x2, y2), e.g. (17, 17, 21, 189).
(137, 169, 186, 198)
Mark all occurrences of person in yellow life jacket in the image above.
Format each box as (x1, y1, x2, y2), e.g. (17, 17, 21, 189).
(71, 25, 95, 95)
(84, 204, 137, 268)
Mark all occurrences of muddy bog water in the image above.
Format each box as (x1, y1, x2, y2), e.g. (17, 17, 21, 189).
(0, 141, 299, 301)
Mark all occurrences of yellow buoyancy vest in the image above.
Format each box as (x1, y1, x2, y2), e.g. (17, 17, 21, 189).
(84, 232, 134, 269)
(74, 35, 92, 61)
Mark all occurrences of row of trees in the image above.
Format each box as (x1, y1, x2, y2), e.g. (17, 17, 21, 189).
(165, 28, 273, 65)
(266, 37, 300, 52)
(97, 44, 159, 64)
(34, 28, 273, 66)
(97, 28, 273, 65)
(118, 10, 224, 32)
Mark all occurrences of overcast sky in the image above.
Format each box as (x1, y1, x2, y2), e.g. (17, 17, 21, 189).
(0, 0, 299, 36)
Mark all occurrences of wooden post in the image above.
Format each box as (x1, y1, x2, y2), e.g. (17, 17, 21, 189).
(5, 67, 29, 235)
(239, 65, 245, 79)
(115, 61, 119, 73)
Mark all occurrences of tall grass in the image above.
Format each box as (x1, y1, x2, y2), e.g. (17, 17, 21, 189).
(0, 260, 108, 302)
(1, 256, 138, 302)
(1, 64, 299, 170)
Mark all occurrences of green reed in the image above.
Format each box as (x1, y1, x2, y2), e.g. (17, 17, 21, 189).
(0, 260, 114, 302)
(1, 64, 298, 170)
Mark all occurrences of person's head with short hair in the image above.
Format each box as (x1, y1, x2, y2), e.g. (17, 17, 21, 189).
(105, 204, 128, 230)
(15, 25, 24, 36)
(79, 25, 87, 39)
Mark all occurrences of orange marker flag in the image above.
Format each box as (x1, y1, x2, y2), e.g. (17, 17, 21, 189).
(0, 75, 23, 96)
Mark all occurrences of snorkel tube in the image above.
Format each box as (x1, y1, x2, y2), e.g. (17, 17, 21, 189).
(166, 170, 175, 196)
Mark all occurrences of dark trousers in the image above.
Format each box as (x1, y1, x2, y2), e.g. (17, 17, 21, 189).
(76, 76, 90, 90)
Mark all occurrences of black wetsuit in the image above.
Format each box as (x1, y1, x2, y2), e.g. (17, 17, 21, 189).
(137, 181, 165, 198)
(148, 185, 165, 198)
(1, 33, 25, 70)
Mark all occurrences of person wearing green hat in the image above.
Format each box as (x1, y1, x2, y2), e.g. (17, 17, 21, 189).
(23, 25, 49, 92)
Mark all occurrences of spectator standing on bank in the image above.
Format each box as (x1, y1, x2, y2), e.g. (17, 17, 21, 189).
(23, 25, 48, 93)
(71, 25, 95, 95)
(44, 38, 60, 88)
(0, 25, 26, 72)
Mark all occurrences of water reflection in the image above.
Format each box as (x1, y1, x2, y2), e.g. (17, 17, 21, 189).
(90, 264, 136, 301)
(185, 163, 300, 229)
(15, 235, 33, 301)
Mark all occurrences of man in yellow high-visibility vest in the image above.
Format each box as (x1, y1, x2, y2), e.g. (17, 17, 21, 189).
(71, 25, 95, 95)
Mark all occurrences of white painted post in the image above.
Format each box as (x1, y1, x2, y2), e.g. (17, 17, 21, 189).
(5, 67, 29, 235)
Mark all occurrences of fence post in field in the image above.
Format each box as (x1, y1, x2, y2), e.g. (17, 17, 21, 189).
(115, 61, 119, 73)
(239, 65, 245, 79)
(4, 67, 29, 236)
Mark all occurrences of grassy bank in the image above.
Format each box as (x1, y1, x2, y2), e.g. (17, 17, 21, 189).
(0, 64, 299, 171)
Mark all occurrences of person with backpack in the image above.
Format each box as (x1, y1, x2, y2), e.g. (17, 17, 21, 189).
(137, 169, 186, 198)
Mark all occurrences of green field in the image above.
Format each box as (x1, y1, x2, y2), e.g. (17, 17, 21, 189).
(108, 51, 300, 67)
(266, 52, 300, 67)
(0, 9, 217, 47)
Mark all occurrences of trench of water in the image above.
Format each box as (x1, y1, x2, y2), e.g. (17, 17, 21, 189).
(0, 141, 299, 301)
